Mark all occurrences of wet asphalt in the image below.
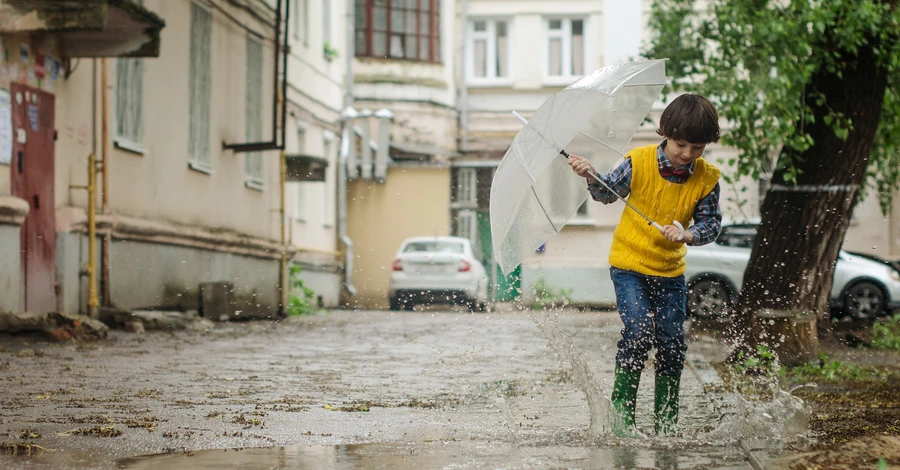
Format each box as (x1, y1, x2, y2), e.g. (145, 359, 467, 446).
(0, 309, 758, 469)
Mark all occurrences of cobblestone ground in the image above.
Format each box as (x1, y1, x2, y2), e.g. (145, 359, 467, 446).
(0, 309, 754, 469)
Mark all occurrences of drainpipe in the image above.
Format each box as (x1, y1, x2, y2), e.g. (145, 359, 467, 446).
(337, 0, 357, 297)
(279, 150, 288, 314)
(100, 58, 111, 307)
(86, 152, 99, 318)
(338, 107, 358, 297)
(458, 0, 469, 154)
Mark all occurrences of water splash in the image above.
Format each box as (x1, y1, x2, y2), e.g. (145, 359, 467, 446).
(494, 396, 520, 444)
(701, 366, 812, 442)
(531, 309, 613, 437)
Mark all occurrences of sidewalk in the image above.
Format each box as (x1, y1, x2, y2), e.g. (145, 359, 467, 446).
(0, 309, 759, 469)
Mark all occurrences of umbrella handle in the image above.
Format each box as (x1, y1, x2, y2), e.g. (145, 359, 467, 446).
(652, 221, 685, 241)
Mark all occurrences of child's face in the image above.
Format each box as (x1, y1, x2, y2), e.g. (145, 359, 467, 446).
(664, 139, 708, 167)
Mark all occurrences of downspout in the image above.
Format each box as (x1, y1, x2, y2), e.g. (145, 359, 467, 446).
(458, 0, 469, 153)
(100, 58, 111, 307)
(279, 150, 288, 314)
(338, 0, 357, 296)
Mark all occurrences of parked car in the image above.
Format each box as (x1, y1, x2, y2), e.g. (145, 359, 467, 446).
(684, 223, 900, 320)
(388, 236, 489, 312)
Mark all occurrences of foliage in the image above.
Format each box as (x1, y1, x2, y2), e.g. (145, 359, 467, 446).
(532, 277, 572, 309)
(644, 0, 900, 213)
(871, 314, 900, 351)
(286, 264, 318, 316)
(323, 42, 339, 61)
(729, 344, 780, 379)
(790, 353, 896, 382)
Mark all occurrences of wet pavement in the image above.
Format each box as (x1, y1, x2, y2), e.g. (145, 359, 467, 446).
(0, 309, 766, 469)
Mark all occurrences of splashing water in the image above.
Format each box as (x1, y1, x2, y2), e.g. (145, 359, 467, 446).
(531, 310, 616, 437)
(530, 309, 810, 444)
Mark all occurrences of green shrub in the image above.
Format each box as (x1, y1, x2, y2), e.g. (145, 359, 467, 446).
(871, 314, 900, 351)
(286, 264, 318, 316)
(533, 277, 572, 309)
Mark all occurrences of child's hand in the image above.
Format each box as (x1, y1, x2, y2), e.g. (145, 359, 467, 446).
(660, 225, 694, 244)
(568, 155, 596, 179)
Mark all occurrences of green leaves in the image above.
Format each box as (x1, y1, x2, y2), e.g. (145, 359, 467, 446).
(645, 0, 900, 212)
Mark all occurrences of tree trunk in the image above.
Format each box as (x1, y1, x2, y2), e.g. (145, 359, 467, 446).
(728, 40, 888, 363)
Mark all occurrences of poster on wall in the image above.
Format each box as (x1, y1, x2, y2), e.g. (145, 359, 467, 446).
(0, 89, 11, 165)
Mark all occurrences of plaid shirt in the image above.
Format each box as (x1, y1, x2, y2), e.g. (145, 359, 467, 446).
(587, 142, 722, 246)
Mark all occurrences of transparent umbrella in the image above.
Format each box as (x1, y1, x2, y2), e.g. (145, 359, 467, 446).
(490, 59, 669, 275)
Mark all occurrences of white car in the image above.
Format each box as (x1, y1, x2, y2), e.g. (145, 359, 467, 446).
(388, 236, 489, 312)
(684, 223, 900, 320)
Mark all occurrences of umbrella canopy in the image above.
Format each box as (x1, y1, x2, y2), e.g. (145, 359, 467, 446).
(490, 60, 667, 275)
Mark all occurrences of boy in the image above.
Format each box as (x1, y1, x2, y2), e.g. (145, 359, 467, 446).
(568, 94, 722, 436)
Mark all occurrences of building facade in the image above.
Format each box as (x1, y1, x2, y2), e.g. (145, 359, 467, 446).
(0, 0, 344, 318)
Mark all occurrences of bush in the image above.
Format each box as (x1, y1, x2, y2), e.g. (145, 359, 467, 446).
(871, 314, 900, 351)
(286, 264, 318, 316)
(532, 277, 572, 309)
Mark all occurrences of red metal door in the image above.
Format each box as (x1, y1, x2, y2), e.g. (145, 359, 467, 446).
(10, 83, 56, 313)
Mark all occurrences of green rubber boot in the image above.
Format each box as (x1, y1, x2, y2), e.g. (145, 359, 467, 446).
(654, 374, 681, 436)
(610, 366, 641, 437)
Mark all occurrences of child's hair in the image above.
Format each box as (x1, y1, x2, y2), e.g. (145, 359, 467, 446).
(656, 94, 720, 144)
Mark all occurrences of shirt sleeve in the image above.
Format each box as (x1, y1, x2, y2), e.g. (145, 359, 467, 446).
(686, 183, 722, 246)
(587, 158, 632, 204)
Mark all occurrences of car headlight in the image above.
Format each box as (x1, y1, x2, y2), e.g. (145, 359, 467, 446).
(892, 270, 900, 283)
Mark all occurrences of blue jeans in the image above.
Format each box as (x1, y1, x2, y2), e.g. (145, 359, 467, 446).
(610, 267, 687, 377)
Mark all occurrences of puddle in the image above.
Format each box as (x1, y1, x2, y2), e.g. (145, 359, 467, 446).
(116, 442, 750, 469)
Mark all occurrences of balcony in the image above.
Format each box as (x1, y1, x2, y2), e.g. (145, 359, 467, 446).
(0, 0, 166, 58)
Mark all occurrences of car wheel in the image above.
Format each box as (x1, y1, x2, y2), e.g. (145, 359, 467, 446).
(389, 296, 401, 311)
(687, 278, 733, 320)
(843, 281, 885, 320)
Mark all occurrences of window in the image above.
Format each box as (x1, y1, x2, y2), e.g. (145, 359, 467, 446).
(245, 35, 264, 189)
(189, 2, 213, 171)
(115, 58, 143, 150)
(456, 168, 476, 206)
(456, 210, 477, 245)
(545, 18, 584, 81)
(355, 0, 441, 62)
(469, 19, 509, 82)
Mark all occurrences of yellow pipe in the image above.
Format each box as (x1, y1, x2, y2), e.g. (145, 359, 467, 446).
(87, 153, 99, 318)
(279, 150, 288, 315)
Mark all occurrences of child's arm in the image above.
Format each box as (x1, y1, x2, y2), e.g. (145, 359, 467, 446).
(568, 155, 632, 204)
(685, 183, 723, 246)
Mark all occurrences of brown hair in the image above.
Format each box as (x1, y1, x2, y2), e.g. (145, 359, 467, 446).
(656, 94, 720, 143)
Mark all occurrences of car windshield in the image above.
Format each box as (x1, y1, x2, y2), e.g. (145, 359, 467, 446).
(403, 241, 465, 254)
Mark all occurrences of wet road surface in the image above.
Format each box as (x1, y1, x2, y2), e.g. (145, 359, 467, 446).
(0, 309, 754, 469)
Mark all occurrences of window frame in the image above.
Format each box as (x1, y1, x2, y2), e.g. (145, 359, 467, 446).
(355, 0, 442, 63)
(114, 58, 145, 154)
(542, 17, 586, 86)
(467, 18, 512, 86)
(244, 34, 265, 191)
(188, 1, 213, 174)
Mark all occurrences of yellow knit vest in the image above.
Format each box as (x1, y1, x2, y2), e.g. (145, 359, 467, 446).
(608, 144, 721, 278)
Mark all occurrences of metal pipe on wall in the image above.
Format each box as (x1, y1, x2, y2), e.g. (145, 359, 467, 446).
(338, 0, 357, 297)
(100, 58, 111, 307)
(87, 152, 99, 318)
(458, 0, 469, 154)
(279, 150, 288, 314)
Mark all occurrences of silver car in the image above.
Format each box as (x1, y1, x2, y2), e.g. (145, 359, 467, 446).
(388, 236, 489, 312)
(684, 223, 900, 320)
